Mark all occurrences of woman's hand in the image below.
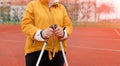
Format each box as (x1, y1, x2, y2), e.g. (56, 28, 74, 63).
(54, 27, 64, 38)
(42, 28, 54, 39)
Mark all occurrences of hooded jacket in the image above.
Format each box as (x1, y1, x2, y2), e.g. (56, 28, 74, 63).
(21, 0, 72, 60)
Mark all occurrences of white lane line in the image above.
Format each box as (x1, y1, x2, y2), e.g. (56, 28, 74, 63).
(69, 46, 120, 52)
(114, 29, 120, 36)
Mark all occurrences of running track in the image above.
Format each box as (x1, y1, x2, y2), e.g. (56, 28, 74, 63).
(0, 25, 120, 66)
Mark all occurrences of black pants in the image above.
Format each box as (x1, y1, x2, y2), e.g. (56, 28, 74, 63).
(25, 51, 64, 66)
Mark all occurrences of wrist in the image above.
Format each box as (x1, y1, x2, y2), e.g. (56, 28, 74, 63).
(40, 30, 44, 39)
(34, 30, 45, 41)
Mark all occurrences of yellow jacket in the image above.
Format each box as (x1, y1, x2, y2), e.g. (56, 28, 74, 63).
(21, 0, 72, 60)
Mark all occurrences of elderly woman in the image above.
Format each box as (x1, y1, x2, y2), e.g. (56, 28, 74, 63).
(21, 0, 72, 66)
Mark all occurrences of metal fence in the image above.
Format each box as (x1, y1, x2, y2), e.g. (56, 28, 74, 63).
(0, 0, 26, 24)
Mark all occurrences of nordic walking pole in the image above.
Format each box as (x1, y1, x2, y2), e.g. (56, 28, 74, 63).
(59, 40, 69, 66)
(36, 41, 47, 66)
(36, 24, 56, 66)
(52, 24, 69, 66)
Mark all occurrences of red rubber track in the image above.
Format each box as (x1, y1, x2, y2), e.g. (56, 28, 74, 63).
(0, 25, 120, 66)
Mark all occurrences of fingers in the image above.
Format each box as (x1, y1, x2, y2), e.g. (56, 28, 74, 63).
(55, 32, 64, 38)
(54, 27, 64, 38)
(42, 28, 53, 39)
(42, 26, 64, 39)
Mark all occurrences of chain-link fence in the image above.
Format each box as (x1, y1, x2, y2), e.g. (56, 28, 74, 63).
(0, 0, 30, 24)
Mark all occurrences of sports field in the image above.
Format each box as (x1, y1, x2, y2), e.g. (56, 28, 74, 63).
(0, 23, 120, 66)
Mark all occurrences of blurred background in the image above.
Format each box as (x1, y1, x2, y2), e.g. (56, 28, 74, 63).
(1, 0, 120, 66)
(0, 0, 120, 27)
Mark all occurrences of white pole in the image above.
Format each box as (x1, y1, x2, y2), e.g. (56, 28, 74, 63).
(59, 41, 69, 66)
(36, 41, 47, 66)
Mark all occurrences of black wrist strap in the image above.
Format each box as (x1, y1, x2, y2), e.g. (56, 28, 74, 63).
(40, 30, 44, 39)
(63, 27, 66, 37)
(63, 31, 65, 37)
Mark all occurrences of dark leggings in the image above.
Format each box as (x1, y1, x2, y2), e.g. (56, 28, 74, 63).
(25, 51, 64, 66)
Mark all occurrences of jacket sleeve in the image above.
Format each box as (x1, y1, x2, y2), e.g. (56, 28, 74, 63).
(62, 5, 73, 36)
(21, 2, 39, 39)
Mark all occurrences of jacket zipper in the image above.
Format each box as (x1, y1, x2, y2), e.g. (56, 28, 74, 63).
(49, 7, 54, 51)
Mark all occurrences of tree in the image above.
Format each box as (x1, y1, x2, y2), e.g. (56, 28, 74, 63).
(97, 3, 114, 22)
(78, 1, 96, 22)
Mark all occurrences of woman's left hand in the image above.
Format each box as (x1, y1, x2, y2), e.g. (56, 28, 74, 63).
(54, 27, 64, 38)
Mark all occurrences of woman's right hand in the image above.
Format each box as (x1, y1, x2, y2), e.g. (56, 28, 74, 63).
(42, 28, 54, 39)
